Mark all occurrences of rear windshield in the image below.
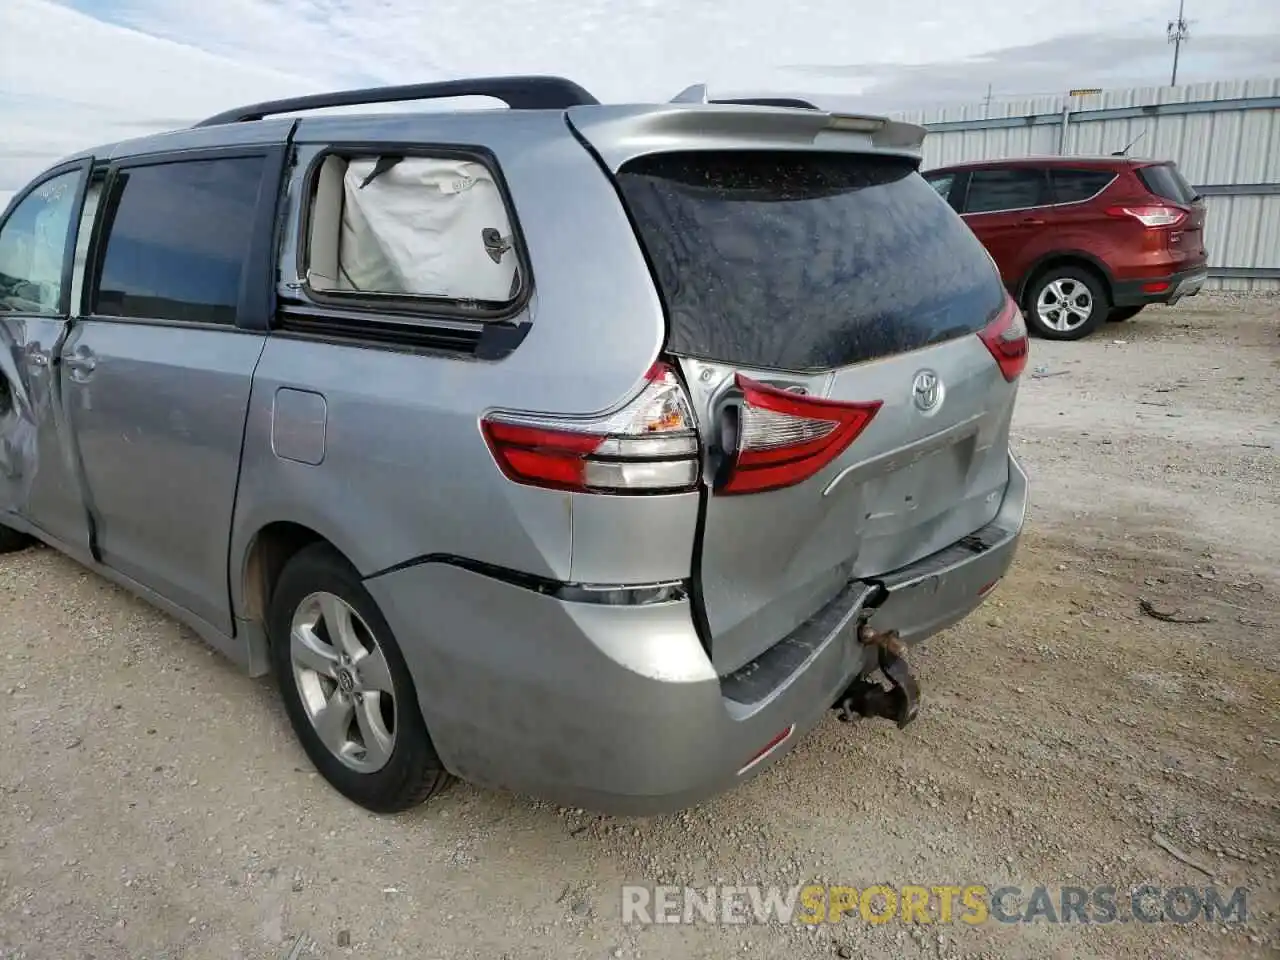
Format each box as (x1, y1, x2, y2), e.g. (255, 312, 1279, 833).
(1137, 163, 1199, 205)
(615, 151, 1006, 372)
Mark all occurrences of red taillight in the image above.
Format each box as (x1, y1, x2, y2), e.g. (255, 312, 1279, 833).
(481, 362, 701, 494)
(1105, 205, 1186, 228)
(978, 297, 1029, 382)
(720, 378, 882, 496)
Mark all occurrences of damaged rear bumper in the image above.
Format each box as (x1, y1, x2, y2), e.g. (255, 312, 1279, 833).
(364, 453, 1028, 815)
(862, 452, 1027, 644)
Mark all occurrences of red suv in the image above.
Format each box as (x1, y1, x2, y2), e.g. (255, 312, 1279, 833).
(923, 157, 1208, 340)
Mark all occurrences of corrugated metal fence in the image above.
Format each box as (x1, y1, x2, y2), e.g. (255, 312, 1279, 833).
(893, 77, 1280, 292)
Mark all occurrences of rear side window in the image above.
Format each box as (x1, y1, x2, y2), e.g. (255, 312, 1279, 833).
(615, 151, 1006, 372)
(1051, 168, 1115, 203)
(1136, 164, 1198, 205)
(0, 169, 82, 315)
(93, 157, 265, 325)
(964, 168, 1050, 213)
(301, 153, 522, 308)
(925, 172, 955, 198)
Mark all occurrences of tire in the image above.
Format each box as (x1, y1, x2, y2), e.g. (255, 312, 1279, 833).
(268, 542, 451, 813)
(1108, 305, 1145, 322)
(1023, 266, 1109, 341)
(0, 523, 34, 555)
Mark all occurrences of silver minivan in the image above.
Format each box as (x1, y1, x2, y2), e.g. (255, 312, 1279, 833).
(0, 77, 1029, 814)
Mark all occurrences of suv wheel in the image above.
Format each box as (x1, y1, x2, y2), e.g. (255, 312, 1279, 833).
(269, 543, 451, 813)
(1024, 267, 1108, 341)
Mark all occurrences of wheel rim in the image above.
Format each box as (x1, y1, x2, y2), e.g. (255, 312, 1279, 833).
(1036, 278, 1094, 332)
(290, 591, 397, 773)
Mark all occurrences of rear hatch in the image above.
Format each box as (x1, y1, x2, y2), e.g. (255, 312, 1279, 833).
(1135, 161, 1207, 264)
(571, 108, 1027, 675)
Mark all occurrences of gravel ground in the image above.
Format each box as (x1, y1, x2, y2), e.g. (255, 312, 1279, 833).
(2, 294, 1277, 960)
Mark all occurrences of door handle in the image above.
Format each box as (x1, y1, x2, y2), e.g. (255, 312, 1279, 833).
(27, 349, 50, 368)
(1019, 217, 1046, 226)
(64, 347, 97, 380)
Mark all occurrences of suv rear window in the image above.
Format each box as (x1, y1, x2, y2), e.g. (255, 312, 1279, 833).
(1136, 163, 1198, 205)
(1051, 168, 1115, 203)
(615, 151, 1006, 372)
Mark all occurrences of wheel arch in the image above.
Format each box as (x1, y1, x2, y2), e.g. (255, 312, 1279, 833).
(1017, 251, 1115, 308)
(237, 520, 365, 669)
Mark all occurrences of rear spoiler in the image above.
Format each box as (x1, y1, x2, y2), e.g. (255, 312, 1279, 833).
(668, 83, 926, 154)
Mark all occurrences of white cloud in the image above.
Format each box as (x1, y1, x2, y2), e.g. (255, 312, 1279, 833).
(2, 0, 1278, 203)
(0, 0, 318, 201)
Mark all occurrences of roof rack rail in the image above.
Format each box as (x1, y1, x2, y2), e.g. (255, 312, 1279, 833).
(192, 75, 600, 127)
(713, 96, 822, 110)
(668, 84, 821, 111)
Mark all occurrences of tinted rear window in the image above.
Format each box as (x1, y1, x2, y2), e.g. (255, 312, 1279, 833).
(964, 167, 1051, 213)
(616, 151, 1005, 372)
(1136, 164, 1198, 205)
(1051, 168, 1115, 203)
(93, 157, 265, 325)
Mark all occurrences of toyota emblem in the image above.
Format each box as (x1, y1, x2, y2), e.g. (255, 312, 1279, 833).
(912, 370, 944, 414)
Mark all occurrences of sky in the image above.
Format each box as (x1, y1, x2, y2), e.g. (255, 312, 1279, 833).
(2, 0, 1278, 203)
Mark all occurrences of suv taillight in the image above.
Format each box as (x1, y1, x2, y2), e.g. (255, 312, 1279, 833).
(481, 362, 700, 494)
(719, 378, 882, 496)
(1105, 205, 1187, 228)
(978, 296, 1029, 382)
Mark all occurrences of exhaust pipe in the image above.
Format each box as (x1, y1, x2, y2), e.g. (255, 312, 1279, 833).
(833, 624, 920, 728)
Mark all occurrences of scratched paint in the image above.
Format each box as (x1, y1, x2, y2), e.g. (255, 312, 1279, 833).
(0, 323, 39, 511)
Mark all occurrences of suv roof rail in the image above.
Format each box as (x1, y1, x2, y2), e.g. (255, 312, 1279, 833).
(669, 83, 820, 111)
(713, 96, 822, 110)
(191, 75, 600, 127)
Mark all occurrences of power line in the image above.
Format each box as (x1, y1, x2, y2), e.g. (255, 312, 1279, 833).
(1167, 0, 1190, 86)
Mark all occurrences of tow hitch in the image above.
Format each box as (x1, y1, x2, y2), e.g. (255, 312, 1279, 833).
(834, 624, 920, 729)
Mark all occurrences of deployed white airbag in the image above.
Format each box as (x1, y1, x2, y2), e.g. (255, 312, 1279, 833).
(337, 157, 518, 302)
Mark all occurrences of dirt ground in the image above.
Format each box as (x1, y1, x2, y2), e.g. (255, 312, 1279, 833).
(2, 294, 1277, 960)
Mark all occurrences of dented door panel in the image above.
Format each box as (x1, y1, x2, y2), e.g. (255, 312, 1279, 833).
(0, 160, 95, 549)
(0, 317, 88, 549)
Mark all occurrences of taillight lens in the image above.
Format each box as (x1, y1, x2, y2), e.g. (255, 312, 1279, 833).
(481, 362, 700, 494)
(978, 296, 1029, 382)
(1105, 205, 1186, 228)
(720, 378, 882, 496)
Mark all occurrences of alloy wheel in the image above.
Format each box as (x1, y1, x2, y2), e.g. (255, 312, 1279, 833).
(289, 591, 397, 773)
(1036, 278, 1095, 333)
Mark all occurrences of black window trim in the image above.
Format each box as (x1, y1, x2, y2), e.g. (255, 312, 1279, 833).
(922, 169, 970, 212)
(958, 165, 1053, 216)
(0, 157, 94, 318)
(289, 142, 535, 328)
(943, 170, 967, 212)
(83, 143, 289, 334)
(72, 165, 112, 317)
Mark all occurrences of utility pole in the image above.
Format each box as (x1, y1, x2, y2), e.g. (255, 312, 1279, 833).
(1167, 0, 1190, 87)
(982, 84, 993, 116)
